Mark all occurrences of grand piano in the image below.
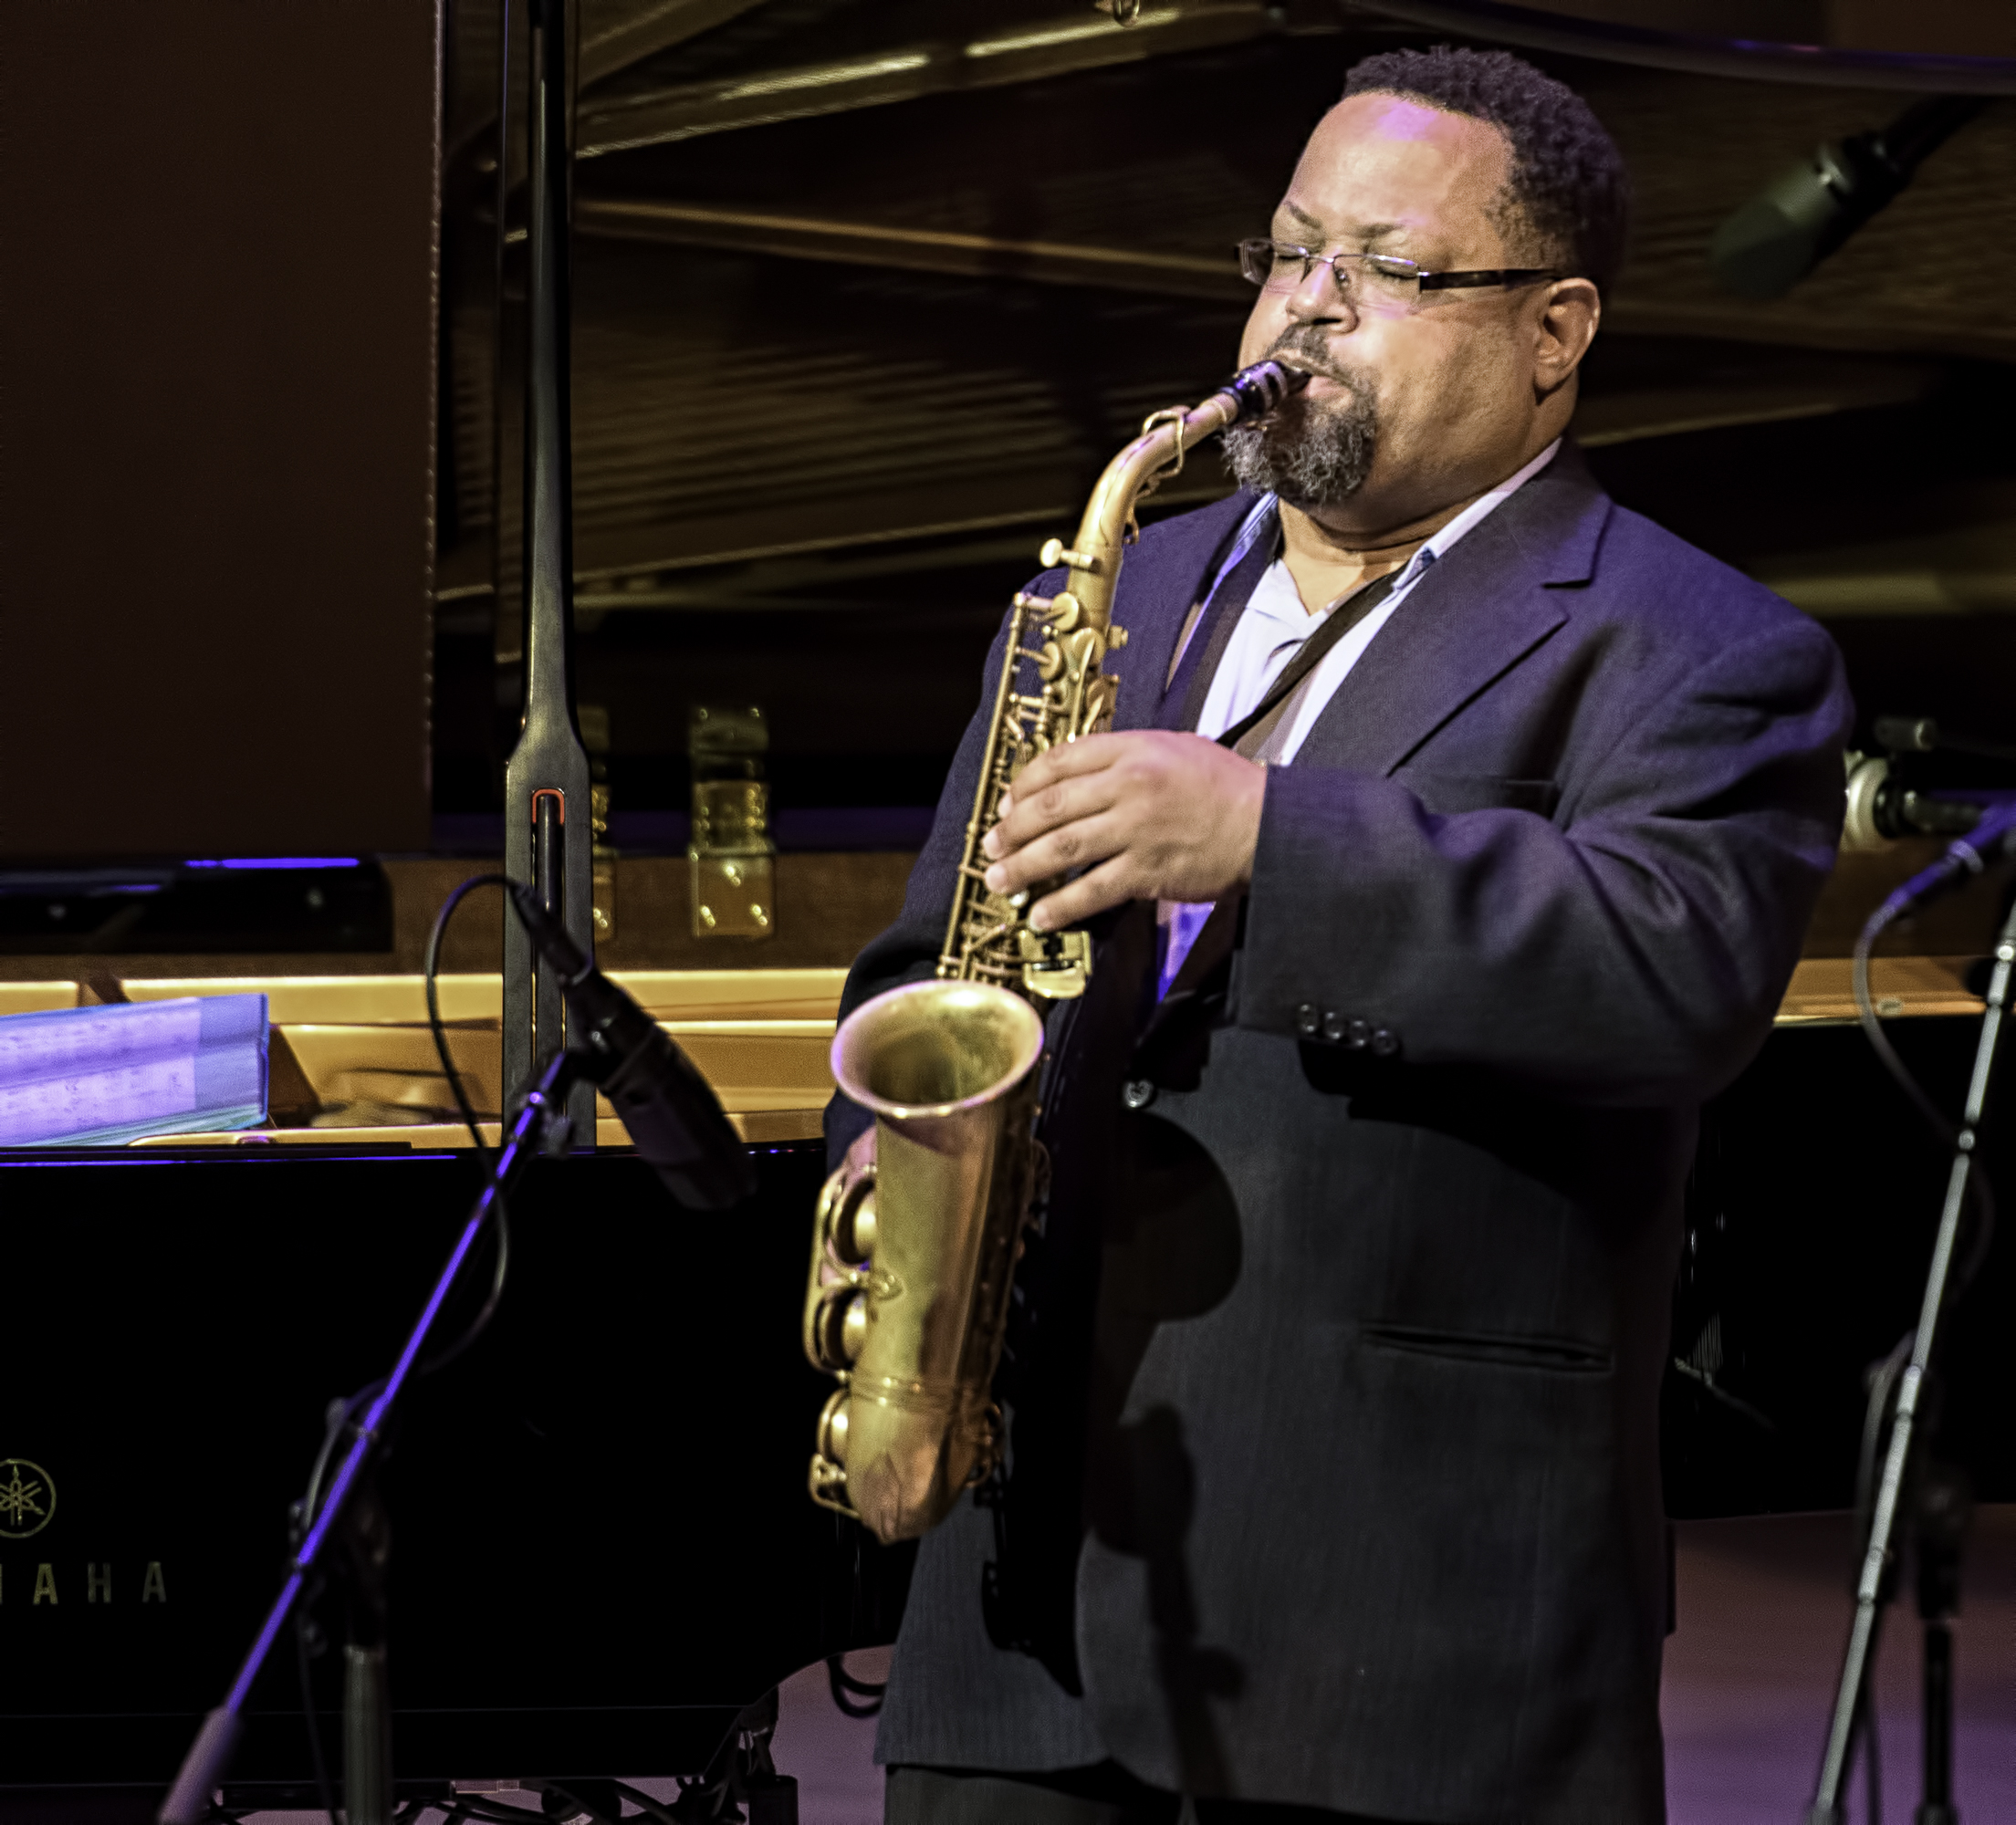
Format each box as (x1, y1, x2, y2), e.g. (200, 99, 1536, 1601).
(4, 0, 2016, 1816)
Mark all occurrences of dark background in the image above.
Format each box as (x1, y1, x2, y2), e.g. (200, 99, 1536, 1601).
(0, 0, 441, 861)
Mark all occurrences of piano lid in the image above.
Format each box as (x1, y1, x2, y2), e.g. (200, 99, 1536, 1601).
(431, 0, 2016, 828)
(1368, 1, 2016, 92)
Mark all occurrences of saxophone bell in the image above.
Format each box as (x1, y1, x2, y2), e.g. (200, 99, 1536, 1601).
(805, 979, 1044, 1542)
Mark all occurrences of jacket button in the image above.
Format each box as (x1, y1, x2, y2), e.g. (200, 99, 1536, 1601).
(1122, 1079, 1156, 1110)
(1346, 1019, 1371, 1051)
(1371, 1027, 1400, 1058)
(1295, 1003, 1320, 1037)
(1321, 1011, 1344, 1043)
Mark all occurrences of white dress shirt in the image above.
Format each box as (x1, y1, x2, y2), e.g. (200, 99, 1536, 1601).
(1158, 438, 1563, 994)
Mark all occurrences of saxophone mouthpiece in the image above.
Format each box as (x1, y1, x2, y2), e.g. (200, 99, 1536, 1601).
(1221, 359, 1311, 423)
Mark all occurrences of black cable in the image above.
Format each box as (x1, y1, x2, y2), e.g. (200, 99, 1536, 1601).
(609, 1778, 681, 1823)
(1852, 902, 1999, 1296)
(413, 871, 522, 1377)
(827, 1653, 887, 1718)
(424, 871, 514, 1168)
(1854, 1332, 1915, 1535)
(1853, 900, 1957, 1144)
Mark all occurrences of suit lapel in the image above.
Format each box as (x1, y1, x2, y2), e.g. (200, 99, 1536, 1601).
(1293, 447, 1613, 776)
(1108, 492, 1257, 735)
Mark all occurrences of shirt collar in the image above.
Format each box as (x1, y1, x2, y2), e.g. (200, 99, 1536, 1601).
(1221, 436, 1566, 602)
(1400, 435, 1563, 587)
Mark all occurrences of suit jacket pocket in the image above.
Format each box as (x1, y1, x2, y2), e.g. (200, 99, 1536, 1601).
(1390, 769, 1562, 818)
(1361, 1319, 1612, 1374)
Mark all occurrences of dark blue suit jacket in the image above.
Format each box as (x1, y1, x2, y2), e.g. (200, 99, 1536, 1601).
(826, 450, 1853, 1822)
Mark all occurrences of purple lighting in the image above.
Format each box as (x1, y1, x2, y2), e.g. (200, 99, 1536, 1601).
(0, 996, 268, 1146)
(183, 858, 361, 871)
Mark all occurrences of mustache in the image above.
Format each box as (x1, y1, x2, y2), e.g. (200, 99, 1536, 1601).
(1259, 334, 1373, 400)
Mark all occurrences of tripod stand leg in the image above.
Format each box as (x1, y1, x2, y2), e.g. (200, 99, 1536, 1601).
(339, 1458, 394, 1825)
(344, 1642, 394, 1825)
(1915, 1619, 1956, 1825)
(1915, 1461, 1969, 1825)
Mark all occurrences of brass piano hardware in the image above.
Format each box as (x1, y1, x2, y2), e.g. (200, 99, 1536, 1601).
(592, 784, 619, 939)
(690, 705, 777, 940)
(581, 704, 618, 940)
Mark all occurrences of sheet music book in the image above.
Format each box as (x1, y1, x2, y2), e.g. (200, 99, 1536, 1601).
(0, 995, 268, 1146)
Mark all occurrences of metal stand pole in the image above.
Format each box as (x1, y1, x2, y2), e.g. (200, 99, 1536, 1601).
(1805, 902, 2016, 1822)
(501, 0, 595, 1136)
(158, 1048, 583, 1825)
(339, 1464, 395, 1825)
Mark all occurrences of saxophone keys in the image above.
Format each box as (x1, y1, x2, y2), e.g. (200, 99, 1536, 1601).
(1108, 626, 1129, 650)
(1039, 538, 1101, 572)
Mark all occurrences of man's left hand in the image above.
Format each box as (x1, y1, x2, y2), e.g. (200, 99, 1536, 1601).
(980, 731, 1268, 931)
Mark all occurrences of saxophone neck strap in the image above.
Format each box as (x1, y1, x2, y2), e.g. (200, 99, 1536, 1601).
(1214, 564, 1405, 758)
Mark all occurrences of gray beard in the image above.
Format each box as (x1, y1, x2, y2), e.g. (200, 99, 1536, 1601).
(1221, 377, 1377, 509)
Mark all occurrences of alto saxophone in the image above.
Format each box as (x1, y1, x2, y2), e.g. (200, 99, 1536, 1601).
(803, 360, 1309, 1543)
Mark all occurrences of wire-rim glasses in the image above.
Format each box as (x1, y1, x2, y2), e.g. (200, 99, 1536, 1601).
(1237, 238, 1562, 301)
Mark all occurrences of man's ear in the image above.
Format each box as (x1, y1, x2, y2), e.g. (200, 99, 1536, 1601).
(1533, 277, 1600, 397)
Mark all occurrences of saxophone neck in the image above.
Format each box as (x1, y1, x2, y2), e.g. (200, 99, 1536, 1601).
(1047, 359, 1309, 630)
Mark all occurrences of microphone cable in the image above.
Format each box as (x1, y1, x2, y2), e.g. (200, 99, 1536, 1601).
(1851, 870, 2000, 1295)
(287, 871, 523, 1819)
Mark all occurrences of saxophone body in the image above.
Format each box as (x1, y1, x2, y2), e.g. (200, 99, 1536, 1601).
(804, 360, 1309, 1543)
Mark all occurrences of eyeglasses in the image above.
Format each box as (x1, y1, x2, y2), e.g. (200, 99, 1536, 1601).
(1237, 239, 1562, 303)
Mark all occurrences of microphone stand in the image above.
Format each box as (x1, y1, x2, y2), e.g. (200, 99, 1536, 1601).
(158, 1046, 584, 1825)
(1805, 895, 2016, 1822)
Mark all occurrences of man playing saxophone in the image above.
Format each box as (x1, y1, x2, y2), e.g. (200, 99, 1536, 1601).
(826, 45, 1851, 1825)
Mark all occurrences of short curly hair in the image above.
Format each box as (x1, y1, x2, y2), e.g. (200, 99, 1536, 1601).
(1342, 46, 1630, 293)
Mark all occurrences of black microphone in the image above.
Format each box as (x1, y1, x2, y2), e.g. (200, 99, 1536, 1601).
(1844, 755, 1998, 848)
(1711, 97, 1983, 300)
(509, 885, 756, 1208)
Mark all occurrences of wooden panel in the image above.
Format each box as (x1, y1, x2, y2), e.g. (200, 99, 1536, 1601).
(1775, 954, 1983, 1026)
